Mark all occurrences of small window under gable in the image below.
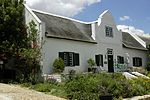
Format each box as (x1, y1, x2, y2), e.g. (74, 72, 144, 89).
(105, 26, 113, 37)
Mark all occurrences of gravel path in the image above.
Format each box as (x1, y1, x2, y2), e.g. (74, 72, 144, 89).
(0, 83, 65, 100)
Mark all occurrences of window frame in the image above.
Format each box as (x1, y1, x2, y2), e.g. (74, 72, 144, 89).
(59, 52, 80, 67)
(105, 26, 113, 37)
(133, 57, 142, 67)
(95, 54, 103, 67)
(117, 56, 124, 64)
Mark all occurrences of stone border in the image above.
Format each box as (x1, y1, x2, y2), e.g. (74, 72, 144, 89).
(124, 95, 150, 100)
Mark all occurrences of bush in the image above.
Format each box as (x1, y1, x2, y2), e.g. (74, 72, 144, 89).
(65, 73, 131, 99)
(65, 73, 150, 99)
(146, 62, 150, 71)
(87, 58, 96, 67)
(31, 82, 67, 98)
(53, 58, 65, 73)
(31, 83, 53, 92)
(28, 73, 150, 99)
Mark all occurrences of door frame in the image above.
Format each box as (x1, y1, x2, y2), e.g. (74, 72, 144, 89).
(108, 55, 114, 72)
(107, 48, 114, 72)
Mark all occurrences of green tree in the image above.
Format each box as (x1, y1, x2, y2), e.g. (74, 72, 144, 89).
(0, 0, 27, 60)
(0, 0, 41, 83)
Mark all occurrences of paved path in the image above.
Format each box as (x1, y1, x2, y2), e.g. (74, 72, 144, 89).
(0, 83, 65, 100)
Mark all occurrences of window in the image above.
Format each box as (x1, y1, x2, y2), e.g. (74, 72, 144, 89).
(133, 57, 142, 67)
(59, 52, 79, 66)
(105, 26, 113, 37)
(95, 54, 103, 67)
(117, 56, 124, 64)
(107, 48, 113, 55)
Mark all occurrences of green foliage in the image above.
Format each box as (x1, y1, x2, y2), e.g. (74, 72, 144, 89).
(31, 83, 53, 92)
(87, 58, 96, 67)
(13, 20, 41, 84)
(0, 0, 27, 55)
(65, 73, 150, 99)
(53, 58, 65, 73)
(31, 82, 67, 98)
(21, 73, 150, 99)
(129, 78, 150, 96)
(146, 62, 150, 71)
(0, 0, 41, 83)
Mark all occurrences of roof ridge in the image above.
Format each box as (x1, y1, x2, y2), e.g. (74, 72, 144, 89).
(32, 9, 97, 24)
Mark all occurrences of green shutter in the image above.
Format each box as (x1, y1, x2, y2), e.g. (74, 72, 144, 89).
(100, 55, 103, 67)
(95, 55, 100, 66)
(74, 53, 79, 66)
(59, 52, 64, 60)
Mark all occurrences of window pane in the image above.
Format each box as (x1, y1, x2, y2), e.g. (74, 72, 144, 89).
(64, 52, 69, 66)
(105, 26, 113, 37)
(69, 52, 74, 66)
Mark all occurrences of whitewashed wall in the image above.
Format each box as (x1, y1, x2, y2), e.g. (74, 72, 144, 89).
(42, 11, 126, 74)
(123, 48, 148, 67)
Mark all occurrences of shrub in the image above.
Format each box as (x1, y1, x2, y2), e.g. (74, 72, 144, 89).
(31, 83, 53, 92)
(65, 73, 150, 99)
(65, 73, 132, 99)
(146, 62, 150, 71)
(29, 73, 150, 99)
(53, 58, 65, 73)
(87, 58, 96, 67)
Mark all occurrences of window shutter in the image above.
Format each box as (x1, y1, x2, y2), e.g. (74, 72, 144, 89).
(139, 58, 142, 66)
(117, 56, 120, 64)
(59, 52, 64, 60)
(100, 55, 103, 67)
(122, 57, 124, 64)
(133, 58, 135, 66)
(95, 55, 100, 66)
(74, 53, 79, 66)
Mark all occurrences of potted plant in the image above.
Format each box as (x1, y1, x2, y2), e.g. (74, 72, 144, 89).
(87, 58, 97, 73)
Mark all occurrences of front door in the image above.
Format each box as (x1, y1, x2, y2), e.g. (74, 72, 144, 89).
(108, 55, 114, 72)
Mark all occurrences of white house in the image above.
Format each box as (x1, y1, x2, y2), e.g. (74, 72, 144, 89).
(24, 4, 150, 74)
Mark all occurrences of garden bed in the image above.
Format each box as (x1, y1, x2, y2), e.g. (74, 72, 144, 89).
(21, 72, 150, 100)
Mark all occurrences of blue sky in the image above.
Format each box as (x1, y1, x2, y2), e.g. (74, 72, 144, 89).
(26, 0, 150, 34)
(73, 0, 150, 34)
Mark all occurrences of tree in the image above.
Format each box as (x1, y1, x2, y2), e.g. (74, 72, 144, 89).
(0, 0, 41, 83)
(0, 0, 27, 60)
(16, 20, 41, 83)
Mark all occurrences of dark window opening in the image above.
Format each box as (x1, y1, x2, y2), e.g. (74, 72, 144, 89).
(117, 56, 124, 64)
(133, 57, 142, 67)
(95, 54, 103, 67)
